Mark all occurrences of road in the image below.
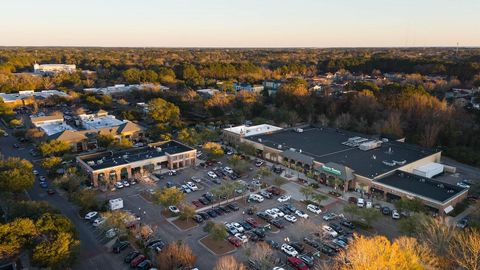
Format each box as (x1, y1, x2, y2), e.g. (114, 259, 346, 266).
(0, 126, 120, 270)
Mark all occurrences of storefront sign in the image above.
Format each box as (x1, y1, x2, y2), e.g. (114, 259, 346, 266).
(322, 165, 341, 176)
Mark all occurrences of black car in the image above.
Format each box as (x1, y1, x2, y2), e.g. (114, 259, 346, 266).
(207, 210, 217, 218)
(112, 241, 129, 253)
(298, 254, 315, 267)
(330, 223, 344, 234)
(278, 205, 291, 214)
(219, 205, 231, 213)
(149, 240, 166, 252)
(382, 206, 391, 215)
(320, 244, 336, 256)
(256, 212, 271, 221)
(212, 178, 221, 185)
(245, 231, 259, 242)
(192, 214, 203, 223)
(240, 221, 253, 231)
(124, 251, 140, 263)
(252, 228, 266, 239)
(203, 193, 215, 202)
(136, 259, 151, 270)
(146, 239, 163, 248)
(198, 212, 210, 220)
(166, 181, 175, 188)
(246, 207, 255, 215)
(228, 203, 240, 211)
(324, 242, 341, 253)
(283, 203, 297, 213)
(290, 242, 305, 253)
(340, 220, 355, 229)
(213, 207, 224, 216)
(259, 191, 272, 199)
(303, 237, 321, 249)
(269, 218, 285, 229)
(266, 239, 280, 249)
(198, 198, 210, 205)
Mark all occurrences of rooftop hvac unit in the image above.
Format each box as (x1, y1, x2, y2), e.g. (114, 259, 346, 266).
(289, 148, 296, 151)
(258, 138, 262, 142)
(299, 149, 302, 153)
(122, 155, 128, 159)
(382, 161, 395, 166)
(87, 161, 95, 166)
(97, 160, 103, 164)
(393, 160, 406, 165)
(359, 141, 382, 151)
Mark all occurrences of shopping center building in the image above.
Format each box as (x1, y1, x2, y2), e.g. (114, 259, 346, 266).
(223, 124, 468, 214)
(76, 140, 196, 187)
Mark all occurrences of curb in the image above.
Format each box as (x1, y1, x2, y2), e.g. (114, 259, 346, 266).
(197, 235, 237, 256)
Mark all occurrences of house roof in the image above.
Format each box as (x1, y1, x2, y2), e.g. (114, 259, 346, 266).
(49, 130, 87, 142)
(117, 121, 144, 134)
(30, 114, 64, 124)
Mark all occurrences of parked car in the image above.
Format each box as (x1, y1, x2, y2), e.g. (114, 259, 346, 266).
(381, 206, 391, 215)
(130, 254, 146, 267)
(270, 218, 285, 229)
(266, 239, 280, 249)
(122, 180, 130, 187)
(357, 198, 365, 207)
(290, 242, 305, 253)
(39, 181, 48, 188)
(92, 217, 106, 227)
(186, 182, 198, 191)
(303, 237, 321, 249)
(112, 241, 129, 253)
(192, 200, 203, 208)
(307, 204, 322, 214)
(207, 209, 218, 218)
(284, 214, 297, 223)
(228, 203, 240, 211)
(277, 195, 291, 202)
(456, 217, 469, 229)
(223, 166, 234, 174)
(136, 260, 151, 270)
(281, 244, 299, 257)
(287, 257, 309, 270)
(322, 212, 337, 221)
(298, 254, 315, 267)
(259, 190, 272, 199)
(340, 220, 355, 229)
(84, 211, 98, 220)
(322, 225, 338, 237)
(124, 251, 140, 263)
(46, 188, 56, 195)
(267, 186, 282, 195)
(255, 160, 264, 167)
(348, 197, 357, 204)
(456, 182, 470, 189)
(105, 228, 118, 238)
(114, 182, 124, 189)
(192, 214, 203, 223)
(191, 176, 202, 183)
(249, 194, 264, 202)
(295, 210, 309, 219)
(207, 171, 217, 178)
(168, 205, 180, 214)
(392, 209, 401, 219)
(246, 217, 260, 227)
(228, 235, 242, 247)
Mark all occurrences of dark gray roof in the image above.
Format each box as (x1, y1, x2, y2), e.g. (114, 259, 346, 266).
(80, 141, 193, 170)
(375, 171, 466, 203)
(281, 150, 314, 166)
(248, 127, 439, 179)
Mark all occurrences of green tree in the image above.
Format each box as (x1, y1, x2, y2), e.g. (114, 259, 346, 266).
(101, 211, 135, 236)
(39, 140, 71, 157)
(177, 128, 199, 146)
(273, 177, 287, 187)
(32, 231, 79, 269)
(203, 142, 224, 159)
(394, 198, 426, 214)
(71, 189, 100, 211)
(209, 222, 228, 241)
(256, 167, 271, 178)
(0, 218, 38, 259)
(358, 208, 381, 227)
(153, 187, 186, 208)
(9, 118, 22, 127)
(343, 204, 360, 220)
(40, 156, 62, 169)
(0, 157, 34, 193)
(237, 142, 256, 156)
(147, 98, 181, 126)
(179, 204, 196, 221)
(300, 185, 316, 201)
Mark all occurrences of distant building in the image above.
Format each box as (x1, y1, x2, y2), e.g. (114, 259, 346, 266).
(84, 83, 168, 95)
(29, 110, 145, 152)
(33, 63, 76, 75)
(233, 83, 264, 93)
(196, 88, 220, 97)
(263, 80, 284, 95)
(0, 90, 69, 108)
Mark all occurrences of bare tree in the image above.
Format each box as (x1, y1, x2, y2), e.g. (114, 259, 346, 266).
(248, 242, 274, 269)
(416, 217, 455, 268)
(214, 255, 246, 270)
(449, 229, 480, 270)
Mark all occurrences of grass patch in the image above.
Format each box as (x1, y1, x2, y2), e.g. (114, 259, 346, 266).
(351, 220, 372, 230)
(172, 218, 198, 231)
(199, 235, 236, 255)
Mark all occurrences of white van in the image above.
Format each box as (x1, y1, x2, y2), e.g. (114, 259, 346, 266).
(249, 194, 264, 202)
(109, 198, 124, 211)
(366, 201, 373, 208)
(357, 198, 365, 208)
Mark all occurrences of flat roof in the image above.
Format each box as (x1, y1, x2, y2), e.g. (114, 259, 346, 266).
(224, 124, 282, 137)
(80, 141, 194, 171)
(376, 171, 466, 203)
(37, 122, 76, 136)
(80, 114, 126, 130)
(0, 90, 69, 102)
(248, 127, 439, 179)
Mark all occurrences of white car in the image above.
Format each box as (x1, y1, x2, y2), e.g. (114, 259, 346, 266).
(181, 185, 192, 193)
(255, 160, 264, 167)
(277, 195, 291, 202)
(105, 228, 118, 238)
(357, 198, 365, 207)
(114, 182, 124, 189)
(168, 205, 180, 214)
(281, 243, 298, 257)
(322, 225, 338, 237)
(33, 170, 39, 175)
(284, 215, 297, 223)
(122, 180, 130, 187)
(392, 209, 400, 219)
(207, 171, 217, 178)
(456, 182, 470, 189)
(322, 212, 337, 221)
(249, 194, 264, 202)
(366, 201, 373, 208)
(92, 217, 106, 227)
(84, 211, 98, 220)
(295, 210, 309, 219)
(307, 204, 322, 214)
(186, 182, 198, 191)
(234, 233, 248, 243)
(232, 222, 244, 233)
(271, 208, 285, 217)
(191, 176, 202, 183)
(39, 176, 46, 182)
(223, 167, 234, 174)
(265, 209, 279, 219)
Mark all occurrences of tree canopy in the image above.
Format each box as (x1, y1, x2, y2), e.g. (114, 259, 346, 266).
(0, 156, 34, 193)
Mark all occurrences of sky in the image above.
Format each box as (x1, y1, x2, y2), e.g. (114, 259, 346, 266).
(1, 0, 479, 47)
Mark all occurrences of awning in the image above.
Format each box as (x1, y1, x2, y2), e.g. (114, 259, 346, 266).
(316, 162, 355, 181)
(281, 150, 314, 166)
(444, 205, 454, 214)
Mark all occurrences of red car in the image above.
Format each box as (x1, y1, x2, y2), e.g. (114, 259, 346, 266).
(245, 217, 259, 227)
(130, 254, 146, 267)
(192, 200, 203, 208)
(287, 257, 309, 270)
(227, 236, 242, 247)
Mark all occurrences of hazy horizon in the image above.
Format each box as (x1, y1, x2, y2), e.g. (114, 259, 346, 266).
(1, 0, 479, 47)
